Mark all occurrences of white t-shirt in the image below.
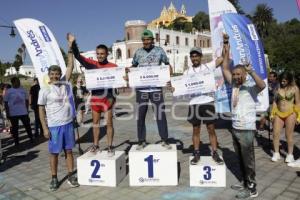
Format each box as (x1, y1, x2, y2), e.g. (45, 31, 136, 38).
(183, 61, 216, 105)
(38, 83, 74, 127)
(231, 84, 260, 130)
(4, 88, 29, 117)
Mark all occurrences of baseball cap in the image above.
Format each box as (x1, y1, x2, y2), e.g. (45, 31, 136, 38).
(190, 47, 202, 55)
(141, 29, 154, 39)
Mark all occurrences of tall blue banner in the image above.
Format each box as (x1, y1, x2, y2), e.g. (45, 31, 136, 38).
(222, 13, 269, 111)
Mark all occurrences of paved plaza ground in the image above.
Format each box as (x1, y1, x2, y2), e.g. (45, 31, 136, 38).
(1, 90, 300, 200)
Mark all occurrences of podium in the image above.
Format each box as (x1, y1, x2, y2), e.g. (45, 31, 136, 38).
(77, 151, 126, 187)
(189, 156, 226, 187)
(129, 144, 178, 186)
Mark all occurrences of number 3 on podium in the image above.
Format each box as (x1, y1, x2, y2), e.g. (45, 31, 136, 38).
(203, 166, 212, 180)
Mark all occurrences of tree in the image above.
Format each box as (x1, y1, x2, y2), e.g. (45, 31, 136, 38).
(21, 43, 26, 62)
(252, 4, 274, 38)
(168, 17, 193, 33)
(228, 0, 244, 14)
(12, 54, 23, 74)
(0, 61, 11, 81)
(192, 11, 209, 31)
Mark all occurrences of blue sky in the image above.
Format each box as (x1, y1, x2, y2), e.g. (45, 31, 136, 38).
(0, 0, 299, 63)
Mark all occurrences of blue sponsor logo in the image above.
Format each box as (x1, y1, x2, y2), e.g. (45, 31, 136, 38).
(39, 26, 52, 42)
(27, 30, 42, 57)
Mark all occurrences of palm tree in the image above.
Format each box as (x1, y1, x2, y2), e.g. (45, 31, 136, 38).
(21, 43, 26, 62)
(252, 4, 274, 38)
(228, 0, 244, 14)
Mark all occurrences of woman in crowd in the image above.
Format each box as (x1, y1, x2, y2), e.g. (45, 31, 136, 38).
(270, 71, 300, 163)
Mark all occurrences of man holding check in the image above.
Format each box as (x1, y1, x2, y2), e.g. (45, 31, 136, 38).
(127, 29, 173, 150)
(183, 34, 229, 165)
(70, 34, 117, 156)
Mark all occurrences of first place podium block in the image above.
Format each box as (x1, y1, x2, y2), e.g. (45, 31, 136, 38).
(189, 156, 226, 187)
(129, 144, 178, 186)
(77, 151, 126, 187)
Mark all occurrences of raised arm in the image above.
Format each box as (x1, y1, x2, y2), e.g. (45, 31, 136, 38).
(221, 37, 232, 84)
(70, 34, 97, 69)
(245, 64, 266, 92)
(65, 33, 75, 82)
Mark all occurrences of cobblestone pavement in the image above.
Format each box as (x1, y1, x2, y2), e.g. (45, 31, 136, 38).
(1, 91, 300, 200)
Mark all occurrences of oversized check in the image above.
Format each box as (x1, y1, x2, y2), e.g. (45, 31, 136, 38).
(128, 66, 170, 88)
(171, 72, 216, 97)
(85, 67, 127, 90)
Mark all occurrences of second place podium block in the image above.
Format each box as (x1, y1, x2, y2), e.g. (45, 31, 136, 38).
(77, 151, 126, 187)
(129, 144, 178, 186)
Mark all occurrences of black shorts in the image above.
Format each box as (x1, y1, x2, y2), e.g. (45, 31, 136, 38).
(75, 98, 85, 111)
(187, 103, 217, 126)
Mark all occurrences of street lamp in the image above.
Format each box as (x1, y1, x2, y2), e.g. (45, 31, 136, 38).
(0, 25, 16, 37)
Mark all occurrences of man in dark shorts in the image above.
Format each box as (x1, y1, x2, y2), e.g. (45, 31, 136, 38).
(184, 41, 228, 165)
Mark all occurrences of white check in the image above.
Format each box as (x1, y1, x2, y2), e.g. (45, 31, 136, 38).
(85, 67, 127, 90)
(128, 66, 170, 88)
(171, 72, 216, 97)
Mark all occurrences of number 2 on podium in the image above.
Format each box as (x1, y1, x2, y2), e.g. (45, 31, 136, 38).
(91, 160, 100, 178)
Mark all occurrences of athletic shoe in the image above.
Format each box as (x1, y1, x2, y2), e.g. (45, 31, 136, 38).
(89, 144, 100, 154)
(285, 154, 295, 163)
(67, 176, 80, 188)
(161, 140, 172, 150)
(190, 151, 200, 165)
(49, 178, 59, 191)
(235, 188, 258, 199)
(212, 151, 224, 165)
(136, 141, 147, 150)
(271, 152, 281, 162)
(107, 146, 115, 157)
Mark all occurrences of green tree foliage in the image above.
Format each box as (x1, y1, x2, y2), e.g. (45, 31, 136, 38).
(192, 11, 210, 31)
(262, 18, 300, 74)
(252, 4, 274, 39)
(228, 0, 244, 14)
(168, 17, 193, 33)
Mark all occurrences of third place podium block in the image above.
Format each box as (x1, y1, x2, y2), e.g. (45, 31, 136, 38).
(129, 144, 178, 186)
(77, 151, 126, 187)
(189, 156, 226, 187)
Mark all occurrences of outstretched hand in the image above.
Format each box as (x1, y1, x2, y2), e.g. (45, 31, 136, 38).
(67, 33, 75, 47)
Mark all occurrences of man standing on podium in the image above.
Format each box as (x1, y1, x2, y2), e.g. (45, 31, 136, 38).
(127, 29, 173, 150)
(185, 40, 227, 165)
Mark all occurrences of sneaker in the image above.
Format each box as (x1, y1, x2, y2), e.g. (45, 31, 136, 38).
(67, 176, 80, 188)
(49, 178, 59, 191)
(287, 159, 300, 167)
(235, 188, 258, 199)
(231, 182, 245, 191)
(136, 141, 147, 151)
(271, 152, 281, 162)
(285, 154, 295, 163)
(89, 144, 100, 154)
(212, 151, 224, 165)
(190, 152, 200, 165)
(161, 140, 172, 150)
(107, 146, 115, 157)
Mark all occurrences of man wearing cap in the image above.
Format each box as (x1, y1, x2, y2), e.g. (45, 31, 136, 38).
(128, 29, 173, 150)
(184, 34, 229, 165)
